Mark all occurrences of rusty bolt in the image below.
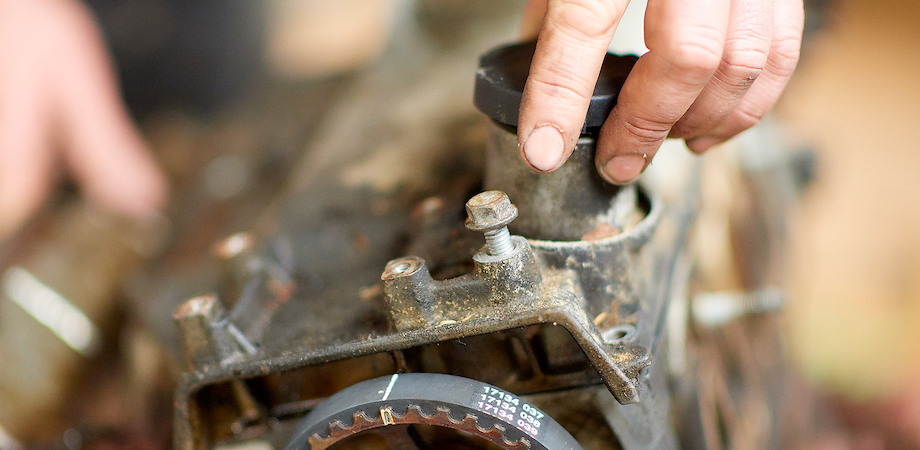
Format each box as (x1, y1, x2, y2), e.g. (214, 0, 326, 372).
(692, 289, 785, 327)
(174, 294, 227, 370)
(465, 191, 518, 257)
(174, 294, 255, 370)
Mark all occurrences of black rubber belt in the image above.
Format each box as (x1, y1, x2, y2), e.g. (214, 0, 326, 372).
(285, 373, 584, 450)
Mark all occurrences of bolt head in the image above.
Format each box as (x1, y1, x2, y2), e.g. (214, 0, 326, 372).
(465, 191, 518, 232)
(381, 256, 424, 281)
(214, 232, 253, 260)
(175, 294, 225, 322)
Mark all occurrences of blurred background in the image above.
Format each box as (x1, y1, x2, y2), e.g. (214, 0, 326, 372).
(780, 0, 920, 445)
(0, 0, 918, 448)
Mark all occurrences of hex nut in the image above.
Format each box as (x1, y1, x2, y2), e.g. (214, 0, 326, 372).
(464, 191, 518, 232)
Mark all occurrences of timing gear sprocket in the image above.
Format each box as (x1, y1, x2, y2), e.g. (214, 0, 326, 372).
(285, 373, 583, 450)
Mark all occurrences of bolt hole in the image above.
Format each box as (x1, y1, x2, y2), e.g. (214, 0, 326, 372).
(601, 324, 636, 343)
(391, 263, 412, 275)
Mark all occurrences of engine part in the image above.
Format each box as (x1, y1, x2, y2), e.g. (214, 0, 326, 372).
(477, 42, 643, 242)
(165, 18, 801, 447)
(167, 34, 693, 449)
(286, 373, 582, 450)
(0, 203, 164, 441)
(464, 191, 518, 258)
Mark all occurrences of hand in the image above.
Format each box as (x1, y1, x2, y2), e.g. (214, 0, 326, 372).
(0, 0, 167, 239)
(517, 0, 804, 184)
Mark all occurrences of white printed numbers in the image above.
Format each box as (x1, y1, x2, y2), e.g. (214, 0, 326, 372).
(477, 402, 516, 421)
(517, 419, 540, 436)
(519, 411, 541, 427)
(482, 387, 520, 405)
(477, 387, 543, 438)
(479, 394, 517, 413)
(521, 403, 544, 420)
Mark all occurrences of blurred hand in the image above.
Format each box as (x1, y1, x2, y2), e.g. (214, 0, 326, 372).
(518, 0, 803, 183)
(0, 0, 167, 239)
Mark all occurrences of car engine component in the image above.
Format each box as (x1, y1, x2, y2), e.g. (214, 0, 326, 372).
(286, 373, 581, 450)
(167, 31, 798, 450)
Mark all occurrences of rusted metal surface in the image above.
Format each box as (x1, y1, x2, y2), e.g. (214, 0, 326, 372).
(0, 203, 161, 442)
(465, 191, 519, 233)
(167, 117, 694, 450)
(0, 2, 814, 447)
(485, 125, 644, 242)
(153, 4, 810, 450)
(164, 6, 698, 447)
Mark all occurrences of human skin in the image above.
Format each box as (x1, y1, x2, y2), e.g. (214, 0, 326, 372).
(517, 0, 804, 184)
(0, 0, 802, 240)
(0, 0, 166, 239)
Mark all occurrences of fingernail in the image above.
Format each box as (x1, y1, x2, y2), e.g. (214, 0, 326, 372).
(602, 154, 646, 184)
(522, 126, 565, 172)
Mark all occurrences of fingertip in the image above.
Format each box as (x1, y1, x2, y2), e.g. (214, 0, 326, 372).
(599, 154, 646, 185)
(83, 142, 170, 223)
(686, 136, 722, 153)
(128, 165, 169, 220)
(521, 125, 567, 172)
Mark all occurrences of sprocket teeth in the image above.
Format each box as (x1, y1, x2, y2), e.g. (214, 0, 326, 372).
(327, 419, 349, 437)
(351, 410, 379, 431)
(430, 405, 531, 449)
(405, 404, 432, 421)
(309, 410, 383, 449)
(307, 403, 533, 449)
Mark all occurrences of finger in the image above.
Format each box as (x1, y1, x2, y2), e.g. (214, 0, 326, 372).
(520, 0, 549, 40)
(518, 0, 630, 173)
(46, 0, 168, 220)
(597, 0, 730, 184)
(0, 2, 54, 238)
(669, 0, 773, 143)
(686, 0, 803, 151)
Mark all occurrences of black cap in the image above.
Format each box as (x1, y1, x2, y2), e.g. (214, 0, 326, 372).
(473, 41, 638, 131)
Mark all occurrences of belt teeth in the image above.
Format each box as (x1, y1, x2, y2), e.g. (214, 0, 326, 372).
(307, 403, 532, 449)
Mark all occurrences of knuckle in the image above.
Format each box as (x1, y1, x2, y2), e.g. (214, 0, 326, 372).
(725, 27, 772, 56)
(663, 28, 725, 78)
(554, 0, 622, 39)
(722, 29, 771, 73)
(717, 48, 768, 88)
(767, 32, 802, 78)
(621, 115, 672, 146)
(529, 65, 596, 106)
